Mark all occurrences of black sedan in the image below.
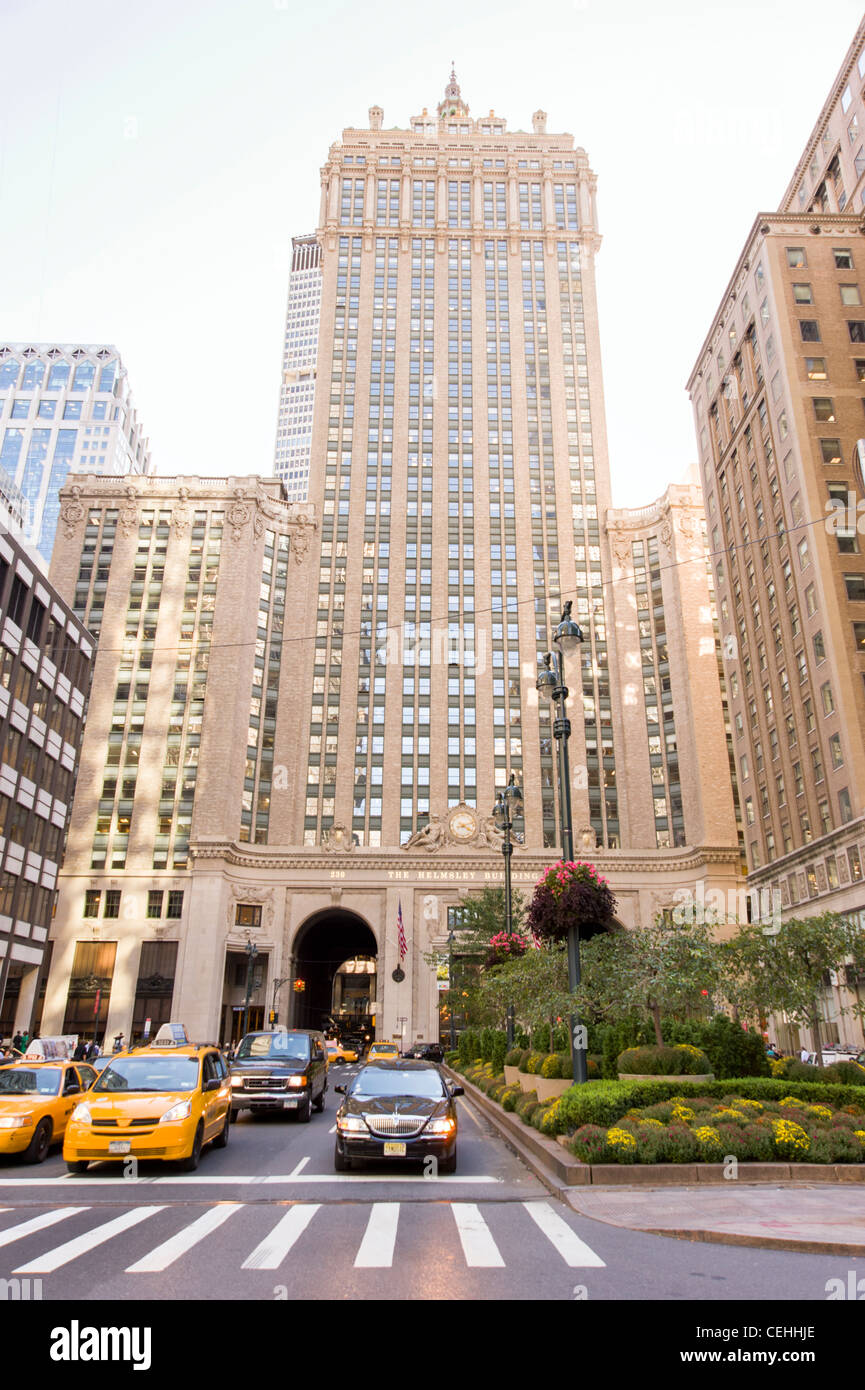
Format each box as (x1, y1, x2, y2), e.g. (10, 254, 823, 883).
(334, 1061, 462, 1174)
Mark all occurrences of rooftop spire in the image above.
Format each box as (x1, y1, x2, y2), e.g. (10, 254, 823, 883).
(438, 63, 469, 118)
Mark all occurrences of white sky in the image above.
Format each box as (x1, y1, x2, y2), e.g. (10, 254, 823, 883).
(2, 0, 863, 508)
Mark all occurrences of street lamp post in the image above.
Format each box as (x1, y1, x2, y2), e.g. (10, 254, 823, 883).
(447, 928, 456, 1051)
(271, 976, 291, 1028)
(536, 600, 587, 1084)
(241, 936, 259, 1042)
(494, 773, 523, 1049)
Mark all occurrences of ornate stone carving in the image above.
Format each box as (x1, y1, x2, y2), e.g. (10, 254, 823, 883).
(658, 519, 674, 553)
(172, 487, 191, 537)
(610, 535, 632, 568)
(403, 814, 448, 852)
(289, 512, 315, 565)
(402, 804, 514, 853)
(577, 825, 597, 853)
(323, 823, 354, 853)
(227, 488, 252, 542)
(119, 485, 139, 538)
(60, 485, 85, 539)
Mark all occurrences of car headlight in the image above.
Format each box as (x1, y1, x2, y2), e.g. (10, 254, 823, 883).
(0, 1114, 32, 1129)
(230, 1074, 244, 1087)
(337, 1114, 368, 1133)
(70, 1103, 92, 1124)
(425, 1117, 456, 1135)
(159, 1100, 192, 1124)
(287, 1075, 308, 1089)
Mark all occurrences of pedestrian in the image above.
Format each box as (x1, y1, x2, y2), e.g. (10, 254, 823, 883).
(20, 1032, 29, 1049)
(73, 1038, 88, 1062)
(112, 1032, 125, 1054)
(87, 1039, 100, 1061)
(800, 1045, 811, 1064)
(12, 1032, 23, 1053)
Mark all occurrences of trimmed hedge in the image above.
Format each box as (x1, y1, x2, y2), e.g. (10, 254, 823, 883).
(556, 1076, 865, 1133)
(617, 1043, 712, 1076)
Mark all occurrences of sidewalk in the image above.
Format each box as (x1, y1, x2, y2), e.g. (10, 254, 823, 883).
(563, 1184, 865, 1256)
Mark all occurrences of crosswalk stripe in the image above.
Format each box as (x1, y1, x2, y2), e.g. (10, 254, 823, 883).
(13, 1206, 165, 1274)
(0, 1207, 88, 1249)
(523, 1201, 606, 1267)
(355, 1202, 399, 1267)
(451, 1203, 505, 1267)
(125, 1203, 243, 1272)
(242, 1204, 320, 1269)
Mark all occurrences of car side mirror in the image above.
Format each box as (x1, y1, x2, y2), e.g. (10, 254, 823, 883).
(334, 1084, 346, 1095)
(65, 1084, 81, 1096)
(449, 1084, 464, 1097)
(203, 1077, 220, 1092)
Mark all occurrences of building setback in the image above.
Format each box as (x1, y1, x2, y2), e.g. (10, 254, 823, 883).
(40, 78, 740, 1048)
(0, 345, 151, 564)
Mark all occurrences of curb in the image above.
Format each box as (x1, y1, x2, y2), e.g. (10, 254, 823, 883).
(449, 1066, 865, 1255)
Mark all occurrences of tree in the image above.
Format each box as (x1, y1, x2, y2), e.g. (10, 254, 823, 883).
(572, 918, 723, 1046)
(423, 887, 527, 1035)
(475, 940, 571, 1043)
(721, 913, 865, 1065)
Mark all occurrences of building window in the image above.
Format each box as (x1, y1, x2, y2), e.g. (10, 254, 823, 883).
(147, 890, 163, 919)
(800, 321, 821, 342)
(167, 891, 184, 919)
(103, 891, 121, 918)
(235, 903, 261, 929)
(834, 248, 854, 269)
(83, 890, 101, 919)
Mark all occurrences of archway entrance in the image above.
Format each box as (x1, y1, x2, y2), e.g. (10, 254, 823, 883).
(291, 910, 377, 1039)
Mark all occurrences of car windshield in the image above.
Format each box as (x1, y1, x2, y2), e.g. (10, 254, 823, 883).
(0, 1067, 62, 1096)
(350, 1068, 445, 1100)
(93, 1056, 201, 1093)
(235, 1033, 311, 1062)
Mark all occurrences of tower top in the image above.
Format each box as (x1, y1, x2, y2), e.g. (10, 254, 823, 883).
(438, 63, 469, 118)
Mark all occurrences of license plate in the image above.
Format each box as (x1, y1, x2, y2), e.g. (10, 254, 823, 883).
(383, 1142, 406, 1157)
(283, 1098, 298, 1109)
(108, 1140, 131, 1155)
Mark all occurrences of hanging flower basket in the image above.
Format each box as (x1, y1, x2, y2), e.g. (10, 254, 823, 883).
(484, 930, 529, 970)
(527, 860, 616, 945)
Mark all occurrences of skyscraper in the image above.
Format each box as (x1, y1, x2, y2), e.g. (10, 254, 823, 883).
(687, 17, 865, 1048)
(0, 345, 151, 563)
(40, 76, 740, 1047)
(273, 235, 322, 501)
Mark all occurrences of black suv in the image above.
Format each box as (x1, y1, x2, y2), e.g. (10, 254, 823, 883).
(408, 1043, 444, 1063)
(229, 1028, 328, 1122)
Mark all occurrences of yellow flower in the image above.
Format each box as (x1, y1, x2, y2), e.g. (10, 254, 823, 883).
(729, 1097, 763, 1112)
(606, 1127, 637, 1150)
(694, 1125, 722, 1146)
(807, 1105, 832, 1122)
(671, 1104, 695, 1123)
(638, 1117, 664, 1129)
(771, 1118, 810, 1154)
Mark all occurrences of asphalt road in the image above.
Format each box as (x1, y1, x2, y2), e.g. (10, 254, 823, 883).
(0, 1065, 861, 1302)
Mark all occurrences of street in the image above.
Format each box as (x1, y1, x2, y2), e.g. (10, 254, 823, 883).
(0, 1066, 859, 1302)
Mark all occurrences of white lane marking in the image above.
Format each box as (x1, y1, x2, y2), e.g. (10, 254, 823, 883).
(13, 1206, 165, 1274)
(523, 1201, 606, 1267)
(456, 1096, 484, 1131)
(0, 1172, 501, 1186)
(328, 1126, 336, 1135)
(125, 1203, 242, 1273)
(289, 1156, 310, 1176)
(0, 1207, 88, 1249)
(355, 1202, 400, 1267)
(451, 1203, 505, 1268)
(242, 1204, 320, 1269)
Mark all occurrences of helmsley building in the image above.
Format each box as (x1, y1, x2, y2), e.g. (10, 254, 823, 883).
(37, 73, 742, 1049)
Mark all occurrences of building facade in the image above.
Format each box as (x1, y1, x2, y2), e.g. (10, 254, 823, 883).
(0, 345, 151, 564)
(273, 235, 322, 501)
(687, 17, 865, 1048)
(40, 78, 741, 1048)
(0, 528, 94, 1038)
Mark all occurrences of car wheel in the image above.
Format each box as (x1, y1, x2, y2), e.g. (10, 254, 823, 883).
(229, 1108, 239, 1124)
(22, 1118, 52, 1165)
(439, 1144, 457, 1175)
(180, 1122, 204, 1172)
(299, 1090, 312, 1123)
(334, 1141, 351, 1172)
(313, 1085, 326, 1113)
(212, 1110, 230, 1149)
(66, 1159, 89, 1174)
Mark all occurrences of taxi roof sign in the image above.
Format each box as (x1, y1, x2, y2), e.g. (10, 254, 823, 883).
(152, 1023, 190, 1047)
(25, 1037, 75, 1061)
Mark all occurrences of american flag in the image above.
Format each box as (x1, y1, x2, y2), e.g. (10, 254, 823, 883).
(397, 899, 407, 961)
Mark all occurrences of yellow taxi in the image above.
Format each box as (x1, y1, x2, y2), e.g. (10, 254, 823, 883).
(63, 1024, 231, 1173)
(326, 1039, 359, 1065)
(365, 1042, 401, 1063)
(0, 1058, 97, 1164)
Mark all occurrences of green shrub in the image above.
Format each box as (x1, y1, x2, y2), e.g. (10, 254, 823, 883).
(514, 1027, 529, 1049)
(504, 1048, 523, 1068)
(540, 1053, 562, 1079)
(617, 1044, 712, 1076)
(656, 1123, 698, 1163)
(444, 1050, 460, 1066)
(490, 1032, 508, 1076)
(569, 1124, 608, 1162)
(521, 1051, 544, 1075)
(824, 1061, 865, 1086)
(532, 1024, 551, 1054)
(810, 1129, 865, 1162)
(559, 1052, 574, 1080)
(556, 1076, 865, 1134)
(501, 1086, 521, 1112)
(552, 1022, 569, 1052)
(514, 1090, 539, 1122)
(599, 1017, 655, 1079)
